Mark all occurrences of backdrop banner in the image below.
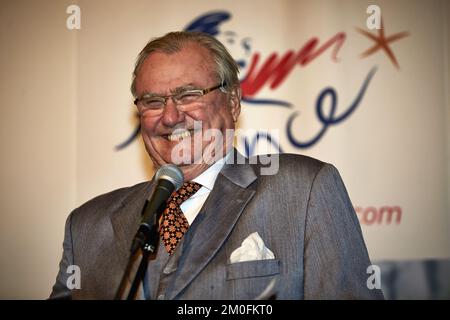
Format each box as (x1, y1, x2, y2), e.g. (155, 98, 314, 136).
(1, 0, 449, 299)
(76, 0, 449, 261)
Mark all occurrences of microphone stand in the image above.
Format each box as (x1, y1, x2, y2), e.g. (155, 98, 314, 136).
(115, 201, 163, 300)
(115, 167, 182, 300)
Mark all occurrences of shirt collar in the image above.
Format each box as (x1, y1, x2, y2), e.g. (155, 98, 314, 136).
(192, 151, 232, 191)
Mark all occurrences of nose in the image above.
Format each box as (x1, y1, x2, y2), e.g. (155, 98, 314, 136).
(161, 98, 184, 127)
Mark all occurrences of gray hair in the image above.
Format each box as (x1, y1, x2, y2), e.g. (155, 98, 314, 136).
(131, 31, 240, 97)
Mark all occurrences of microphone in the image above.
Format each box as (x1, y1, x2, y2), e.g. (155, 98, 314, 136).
(130, 164, 184, 254)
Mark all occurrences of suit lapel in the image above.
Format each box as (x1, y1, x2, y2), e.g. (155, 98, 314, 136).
(110, 181, 153, 258)
(109, 181, 154, 299)
(168, 156, 257, 299)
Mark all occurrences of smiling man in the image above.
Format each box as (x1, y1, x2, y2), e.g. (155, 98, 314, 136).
(50, 31, 383, 300)
(131, 35, 241, 180)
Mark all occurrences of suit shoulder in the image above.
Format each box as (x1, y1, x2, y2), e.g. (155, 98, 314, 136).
(70, 181, 149, 224)
(279, 153, 326, 170)
(250, 153, 327, 179)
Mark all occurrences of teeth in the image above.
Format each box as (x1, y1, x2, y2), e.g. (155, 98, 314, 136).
(168, 130, 191, 141)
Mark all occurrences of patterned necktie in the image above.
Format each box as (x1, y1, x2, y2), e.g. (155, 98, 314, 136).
(159, 181, 202, 255)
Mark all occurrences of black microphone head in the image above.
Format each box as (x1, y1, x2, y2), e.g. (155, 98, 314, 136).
(154, 164, 184, 191)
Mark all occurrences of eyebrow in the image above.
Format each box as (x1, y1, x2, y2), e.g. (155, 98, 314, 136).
(139, 83, 199, 98)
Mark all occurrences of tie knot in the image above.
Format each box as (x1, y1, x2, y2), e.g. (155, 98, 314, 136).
(169, 181, 202, 205)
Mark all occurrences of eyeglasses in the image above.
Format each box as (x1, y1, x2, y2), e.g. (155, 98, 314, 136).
(134, 83, 225, 111)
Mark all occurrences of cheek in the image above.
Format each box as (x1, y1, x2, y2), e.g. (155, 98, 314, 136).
(201, 98, 233, 127)
(185, 110, 221, 130)
(212, 105, 234, 127)
(140, 115, 159, 134)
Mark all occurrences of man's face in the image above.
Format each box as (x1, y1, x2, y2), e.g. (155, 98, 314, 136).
(134, 43, 241, 181)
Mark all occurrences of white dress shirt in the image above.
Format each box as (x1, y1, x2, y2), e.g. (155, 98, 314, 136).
(180, 152, 231, 225)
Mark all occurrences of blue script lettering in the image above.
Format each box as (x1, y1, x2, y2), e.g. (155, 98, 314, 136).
(287, 66, 377, 148)
(243, 132, 284, 157)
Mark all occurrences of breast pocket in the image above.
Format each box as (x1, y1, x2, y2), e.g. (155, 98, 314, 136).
(226, 259, 281, 281)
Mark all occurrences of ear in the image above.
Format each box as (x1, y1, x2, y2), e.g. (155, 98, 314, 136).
(229, 86, 241, 123)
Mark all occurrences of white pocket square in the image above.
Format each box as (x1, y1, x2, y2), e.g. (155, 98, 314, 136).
(230, 232, 275, 263)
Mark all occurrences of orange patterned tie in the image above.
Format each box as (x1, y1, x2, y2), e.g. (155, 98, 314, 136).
(159, 181, 202, 255)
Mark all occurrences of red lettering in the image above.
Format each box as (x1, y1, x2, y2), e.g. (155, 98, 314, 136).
(364, 206, 378, 225)
(355, 206, 403, 225)
(241, 32, 346, 98)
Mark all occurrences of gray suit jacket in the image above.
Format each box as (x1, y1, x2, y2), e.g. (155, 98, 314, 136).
(50, 152, 384, 299)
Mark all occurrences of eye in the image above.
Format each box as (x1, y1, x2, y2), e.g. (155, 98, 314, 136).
(141, 97, 164, 109)
(176, 91, 202, 104)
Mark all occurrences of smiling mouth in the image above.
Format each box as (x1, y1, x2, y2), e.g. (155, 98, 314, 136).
(166, 129, 197, 142)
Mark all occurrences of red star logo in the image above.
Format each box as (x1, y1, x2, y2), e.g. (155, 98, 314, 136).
(356, 19, 410, 69)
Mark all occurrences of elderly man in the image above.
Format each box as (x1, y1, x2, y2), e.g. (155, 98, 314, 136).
(50, 31, 383, 300)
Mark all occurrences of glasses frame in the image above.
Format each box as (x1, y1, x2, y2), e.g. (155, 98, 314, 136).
(134, 83, 225, 109)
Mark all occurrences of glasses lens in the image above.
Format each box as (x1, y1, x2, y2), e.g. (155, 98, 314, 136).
(140, 97, 165, 109)
(175, 91, 203, 105)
